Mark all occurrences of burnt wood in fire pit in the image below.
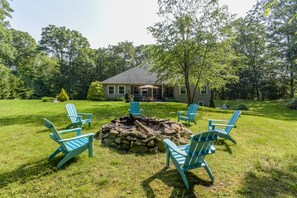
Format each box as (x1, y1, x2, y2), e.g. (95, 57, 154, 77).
(95, 116, 192, 154)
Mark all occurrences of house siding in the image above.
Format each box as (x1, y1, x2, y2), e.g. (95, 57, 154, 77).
(174, 85, 210, 106)
(103, 85, 131, 99)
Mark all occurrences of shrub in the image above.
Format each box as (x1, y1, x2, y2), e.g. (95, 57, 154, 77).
(133, 96, 141, 101)
(87, 81, 105, 101)
(106, 97, 123, 101)
(236, 104, 249, 110)
(124, 93, 130, 103)
(41, 96, 52, 102)
(56, 88, 69, 102)
(164, 97, 179, 102)
(287, 97, 297, 109)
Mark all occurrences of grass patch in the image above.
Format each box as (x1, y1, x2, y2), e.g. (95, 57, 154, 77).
(0, 100, 297, 197)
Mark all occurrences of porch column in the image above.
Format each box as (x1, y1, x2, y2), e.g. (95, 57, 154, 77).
(161, 85, 164, 99)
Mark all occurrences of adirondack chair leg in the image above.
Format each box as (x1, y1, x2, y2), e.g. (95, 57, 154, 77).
(88, 122, 91, 128)
(165, 149, 170, 167)
(203, 160, 214, 183)
(56, 153, 75, 170)
(88, 138, 93, 157)
(177, 168, 190, 190)
(49, 148, 61, 159)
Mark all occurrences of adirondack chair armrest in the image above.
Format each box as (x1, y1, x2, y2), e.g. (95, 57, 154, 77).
(188, 113, 197, 116)
(177, 111, 186, 116)
(58, 128, 82, 136)
(67, 115, 83, 120)
(212, 124, 235, 127)
(78, 112, 92, 119)
(163, 139, 188, 156)
(58, 133, 94, 143)
(208, 119, 228, 123)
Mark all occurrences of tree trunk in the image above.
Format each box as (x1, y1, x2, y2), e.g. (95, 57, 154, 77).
(210, 89, 215, 108)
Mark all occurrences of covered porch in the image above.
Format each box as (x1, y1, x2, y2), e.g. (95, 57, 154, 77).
(130, 85, 174, 102)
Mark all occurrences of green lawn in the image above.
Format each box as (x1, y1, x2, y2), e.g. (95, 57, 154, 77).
(1, 100, 297, 197)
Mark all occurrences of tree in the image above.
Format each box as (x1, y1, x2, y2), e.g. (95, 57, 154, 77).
(232, 18, 267, 100)
(0, 0, 14, 69)
(252, 0, 297, 97)
(87, 81, 104, 101)
(148, 0, 236, 104)
(39, 25, 92, 99)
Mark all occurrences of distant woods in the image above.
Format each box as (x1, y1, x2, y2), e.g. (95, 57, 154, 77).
(0, 0, 296, 101)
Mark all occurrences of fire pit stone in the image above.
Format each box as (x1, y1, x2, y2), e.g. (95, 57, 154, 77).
(95, 115, 192, 154)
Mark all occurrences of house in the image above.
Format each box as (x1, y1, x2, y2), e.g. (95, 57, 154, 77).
(101, 64, 210, 106)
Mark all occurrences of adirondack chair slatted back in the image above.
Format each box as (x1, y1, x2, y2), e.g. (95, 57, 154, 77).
(184, 131, 217, 169)
(43, 118, 68, 151)
(186, 103, 198, 120)
(65, 103, 78, 123)
(225, 110, 241, 133)
(130, 101, 141, 115)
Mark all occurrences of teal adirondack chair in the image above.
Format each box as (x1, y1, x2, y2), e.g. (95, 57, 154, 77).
(43, 118, 94, 169)
(208, 110, 241, 144)
(177, 103, 199, 125)
(163, 131, 218, 189)
(128, 101, 144, 116)
(65, 103, 92, 129)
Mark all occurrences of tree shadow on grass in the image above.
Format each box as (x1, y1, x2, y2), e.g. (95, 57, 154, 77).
(0, 155, 81, 189)
(238, 156, 297, 197)
(214, 139, 233, 154)
(141, 167, 213, 197)
(0, 157, 57, 189)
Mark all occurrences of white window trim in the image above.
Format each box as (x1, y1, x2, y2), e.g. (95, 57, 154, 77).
(118, 85, 125, 95)
(108, 85, 115, 95)
(179, 85, 186, 95)
(198, 101, 204, 106)
(200, 85, 207, 95)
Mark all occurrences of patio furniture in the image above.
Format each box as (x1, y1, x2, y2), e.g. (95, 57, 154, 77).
(65, 103, 92, 129)
(43, 118, 94, 169)
(177, 103, 199, 125)
(208, 110, 241, 144)
(163, 131, 218, 189)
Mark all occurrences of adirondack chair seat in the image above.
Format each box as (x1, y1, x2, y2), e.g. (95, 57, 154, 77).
(49, 133, 91, 152)
(163, 131, 218, 189)
(177, 104, 199, 125)
(208, 110, 241, 144)
(65, 103, 92, 129)
(44, 118, 94, 170)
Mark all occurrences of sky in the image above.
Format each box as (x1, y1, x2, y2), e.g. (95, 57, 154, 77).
(8, 0, 257, 49)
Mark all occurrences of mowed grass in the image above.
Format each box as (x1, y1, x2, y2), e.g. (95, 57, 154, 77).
(0, 100, 297, 197)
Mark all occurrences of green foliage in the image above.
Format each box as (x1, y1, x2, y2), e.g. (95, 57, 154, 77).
(164, 97, 179, 102)
(41, 96, 53, 102)
(105, 97, 123, 101)
(148, 0, 236, 104)
(124, 92, 130, 103)
(236, 104, 249, 110)
(87, 81, 104, 101)
(56, 88, 69, 102)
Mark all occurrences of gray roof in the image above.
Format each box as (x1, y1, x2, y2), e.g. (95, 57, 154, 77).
(102, 64, 160, 85)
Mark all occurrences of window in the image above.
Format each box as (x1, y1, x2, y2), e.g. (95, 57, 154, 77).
(118, 85, 125, 95)
(179, 85, 186, 95)
(132, 86, 139, 95)
(200, 85, 207, 95)
(142, 88, 148, 95)
(108, 85, 115, 95)
(198, 101, 204, 106)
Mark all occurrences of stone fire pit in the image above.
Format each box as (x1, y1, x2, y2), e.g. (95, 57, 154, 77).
(95, 115, 192, 154)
